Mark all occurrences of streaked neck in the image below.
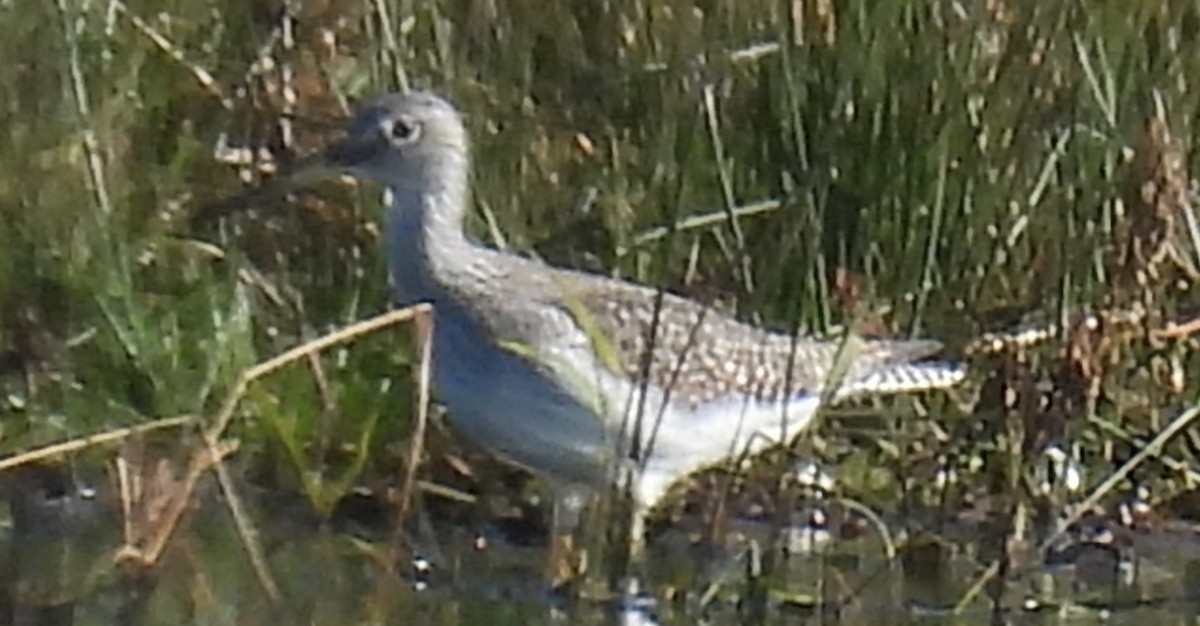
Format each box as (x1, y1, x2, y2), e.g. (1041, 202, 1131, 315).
(383, 181, 486, 306)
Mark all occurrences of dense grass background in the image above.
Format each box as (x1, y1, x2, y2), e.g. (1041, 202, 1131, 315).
(2, 0, 1200, 623)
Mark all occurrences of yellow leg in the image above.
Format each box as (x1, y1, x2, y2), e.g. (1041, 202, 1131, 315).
(548, 485, 590, 588)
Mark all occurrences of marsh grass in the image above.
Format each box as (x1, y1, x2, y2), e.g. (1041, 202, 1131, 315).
(2, 0, 1200, 622)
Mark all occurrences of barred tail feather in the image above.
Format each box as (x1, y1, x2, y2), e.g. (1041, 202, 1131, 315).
(837, 361, 965, 399)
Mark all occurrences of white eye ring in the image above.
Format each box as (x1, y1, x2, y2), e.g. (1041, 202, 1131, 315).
(389, 116, 420, 143)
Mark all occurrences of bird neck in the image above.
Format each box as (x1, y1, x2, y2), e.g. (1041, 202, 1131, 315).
(384, 180, 483, 306)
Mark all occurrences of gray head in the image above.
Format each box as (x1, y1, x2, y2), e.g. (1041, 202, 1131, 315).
(327, 91, 469, 193)
(193, 91, 470, 226)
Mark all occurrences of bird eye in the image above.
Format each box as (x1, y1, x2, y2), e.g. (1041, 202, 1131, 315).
(389, 117, 420, 143)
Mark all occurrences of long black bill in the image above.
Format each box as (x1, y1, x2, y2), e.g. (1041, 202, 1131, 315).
(189, 150, 344, 227)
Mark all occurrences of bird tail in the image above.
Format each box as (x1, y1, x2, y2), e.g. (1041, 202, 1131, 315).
(837, 360, 965, 399)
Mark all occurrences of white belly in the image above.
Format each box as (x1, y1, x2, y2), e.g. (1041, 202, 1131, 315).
(430, 310, 824, 510)
(430, 310, 614, 487)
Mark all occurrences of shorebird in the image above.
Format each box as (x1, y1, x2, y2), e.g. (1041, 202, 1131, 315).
(215, 91, 963, 553)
